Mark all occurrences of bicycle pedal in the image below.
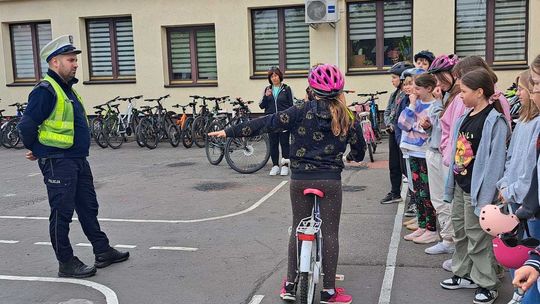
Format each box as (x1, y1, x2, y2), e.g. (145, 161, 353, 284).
(335, 274, 344, 281)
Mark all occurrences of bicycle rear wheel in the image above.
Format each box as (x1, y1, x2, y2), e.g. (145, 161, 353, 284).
(181, 117, 194, 148)
(224, 134, 270, 174)
(139, 118, 158, 149)
(191, 116, 206, 148)
(297, 271, 316, 304)
(205, 120, 225, 165)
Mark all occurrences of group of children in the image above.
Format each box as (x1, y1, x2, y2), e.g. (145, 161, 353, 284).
(382, 51, 540, 304)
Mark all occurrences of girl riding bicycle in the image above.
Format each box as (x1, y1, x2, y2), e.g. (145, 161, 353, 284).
(208, 64, 365, 304)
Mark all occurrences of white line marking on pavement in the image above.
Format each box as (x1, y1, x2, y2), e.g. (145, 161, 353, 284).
(0, 274, 118, 304)
(149, 246, 198, 252)
(248, 295, 264, 304)
(0, 180, 288, 224)
(114, 244, 137, 249)
(75, 243, 92, 247)
(377, 188, 406, 304)
(3, 194, 16, 197)
(0, 240, 19, 244)
(34, 242, 52, 246)
(28, 173, 41, 177)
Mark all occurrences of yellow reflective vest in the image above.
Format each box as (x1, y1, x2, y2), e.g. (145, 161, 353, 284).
(37, 75, 85, 149)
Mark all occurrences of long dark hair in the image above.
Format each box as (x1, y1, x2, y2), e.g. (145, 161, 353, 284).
(460, 69, 503, 113)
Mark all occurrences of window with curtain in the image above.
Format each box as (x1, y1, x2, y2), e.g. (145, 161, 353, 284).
(166, 26, 218, 85)
(86, 17, 135, 80)
(9, 22, 52, 82)
(348, 1, 412, 71)
(455, 0, 528, 65)
(252, 6, 310, 75)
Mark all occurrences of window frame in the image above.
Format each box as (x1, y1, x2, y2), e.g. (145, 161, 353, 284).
(454, 0, 529, 68)
(9, 21, 51, 84)
(85, 16, 135, 82)
(250, 6, 310, 78)
(346, 0, 414, 75)
(165, 25, 218, 87)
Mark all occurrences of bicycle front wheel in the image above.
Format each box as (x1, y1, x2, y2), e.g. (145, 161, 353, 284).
(168, 124, 181, 147)
(105, 120, 124, 149)
(224, 134, 270, 174)
(205, 121, 225, 165)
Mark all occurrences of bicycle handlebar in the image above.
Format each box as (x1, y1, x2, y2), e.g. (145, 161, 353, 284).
(357, 91, 387, 97)
(343, 90, 356, 94)
(144, 94, 170, 102)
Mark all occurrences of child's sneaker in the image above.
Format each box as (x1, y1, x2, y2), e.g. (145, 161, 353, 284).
(279, 280, 295, 301)
(404, 228, 425, 241)
(473, 287, 498, 304)
(442, 259, 452, 272)
(440, 275, 478, 290)
(413, 230, 440, 244)
(320, 288, 352, 304)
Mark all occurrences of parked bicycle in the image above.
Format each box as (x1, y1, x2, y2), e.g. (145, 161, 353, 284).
(350, 101, 376, 162)
(1, 102, 26, 149)
(137, 94, 180, 149)
(356, 91, 387, 140)
(101, 95, 143, 149)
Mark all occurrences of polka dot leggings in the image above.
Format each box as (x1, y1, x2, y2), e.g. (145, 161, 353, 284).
(287, 179, 342, 289)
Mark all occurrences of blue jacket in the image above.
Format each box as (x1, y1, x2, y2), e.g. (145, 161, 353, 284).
(497, 117, 540, 206)
(226, 100, 366, 180)
(443, 108, 510, 216)
(17, 69, 90, 158)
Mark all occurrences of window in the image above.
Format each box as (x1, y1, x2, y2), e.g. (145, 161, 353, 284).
(455, 0, 528, 65)
(86, 17, 135, 80)
(9, 22, 52, 82)
(251, 7, 310, 75)
(166, 26, 218, 85)
(347, 1, 412, 71)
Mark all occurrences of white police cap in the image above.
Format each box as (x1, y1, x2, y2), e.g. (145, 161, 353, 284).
(40, 35, 81, 62)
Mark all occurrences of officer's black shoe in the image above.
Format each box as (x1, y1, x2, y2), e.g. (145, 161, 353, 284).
(95, 247, 129, 268)
(58, 256, 97, 278)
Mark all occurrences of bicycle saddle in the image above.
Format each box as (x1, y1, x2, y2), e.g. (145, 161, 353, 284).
(304, 188, 324, 198)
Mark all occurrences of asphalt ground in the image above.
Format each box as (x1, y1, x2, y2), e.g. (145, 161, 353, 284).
(0, 138, 513, 304)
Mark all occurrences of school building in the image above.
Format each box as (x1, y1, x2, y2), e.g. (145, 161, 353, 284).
(0, 0, 538, 114)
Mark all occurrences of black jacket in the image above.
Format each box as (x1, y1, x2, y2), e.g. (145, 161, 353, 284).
(259, 84, 293, 114)
(17, 69, 90, 158)
(226, 100, 366, 180)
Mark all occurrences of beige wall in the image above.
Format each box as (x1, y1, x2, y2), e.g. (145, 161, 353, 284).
(0, 0, 538, 115)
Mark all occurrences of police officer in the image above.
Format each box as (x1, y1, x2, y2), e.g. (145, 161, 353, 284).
(18, 35, 129, 278)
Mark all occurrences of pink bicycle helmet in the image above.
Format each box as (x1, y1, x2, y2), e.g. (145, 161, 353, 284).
(308, 64, 345, 98)
(493, 231, 540, 269)
(427, 54, 459, 74)
(479, 204, 519, 237)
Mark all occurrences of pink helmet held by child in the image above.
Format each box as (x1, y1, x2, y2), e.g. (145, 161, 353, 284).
(308, 64, 345, 98)
(479, 204, 519, 237)
(493, 231, 540, 269)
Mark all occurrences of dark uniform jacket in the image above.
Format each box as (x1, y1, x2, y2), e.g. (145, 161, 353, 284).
(18, 69, 90, 158)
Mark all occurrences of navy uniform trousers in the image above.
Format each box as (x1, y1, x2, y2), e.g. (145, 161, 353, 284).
(38, 157, 110, 263)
